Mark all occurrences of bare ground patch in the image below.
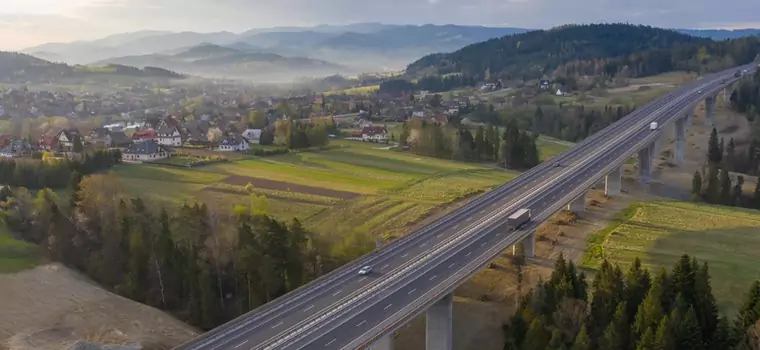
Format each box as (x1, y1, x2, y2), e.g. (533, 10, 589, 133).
(222, 175, 360, 200)
(0, 264, 197, 350)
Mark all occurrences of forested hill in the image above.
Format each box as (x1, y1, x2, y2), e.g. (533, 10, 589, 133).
(0, 51, 184, 82)
(405, 23, 760, 83)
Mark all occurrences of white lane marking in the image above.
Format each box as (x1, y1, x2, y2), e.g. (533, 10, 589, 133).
(303, 304, 314, 312)
(384, 304, 393, 310)
(429, 275, 437, 281)
(356, 320, 367, 327)
(480, 209, 486, 213)
(454, 224, 460, 229)
(466, 217, 473, 222)
(408, 288, 417, 295)
(402, 253, 409, 258)
(332, 290, 342, 296)
(325, 339, 337, 347)
(382, 264, 389, 269)
(466, 252, 472, 257)
(481, 242, 486, 247)
(448, 262, 456, 268)
(234, 340, 248, 348)
(437, 234, 442, 238)
(420, 243, 426, 248)
(271, 321, 283, 329)
(359, 277, 367, 282)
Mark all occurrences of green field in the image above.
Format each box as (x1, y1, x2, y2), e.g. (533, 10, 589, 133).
(112, 140, 522, 239)
(583, 201, 760, 313)
(0, 225, 40, 273)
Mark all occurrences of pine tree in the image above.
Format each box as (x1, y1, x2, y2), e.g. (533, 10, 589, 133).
(654, 315, 676, 350)
(694, 262, 719, 343)
(522, 319, 550, 350)
(709, 317, 732, 350)
(634, 279, 664, 337)
(548, 328, 566, 349)
(676, 307, 705, 350)
(707, 128, 721, 164)
(601, 302, 630, 350)
(732, 175, 745, 206)
(719, 168, 732, 205)
(691, 170, 703, 200)
(636, 327, 656, 350)
(705, 165, 720, 203)
(736, 281, 760, 337)
(726, 138, 736, 170)
(754, 180, 760, 209)
(571, 325, 591, 350)
(624, 257, 652, 324)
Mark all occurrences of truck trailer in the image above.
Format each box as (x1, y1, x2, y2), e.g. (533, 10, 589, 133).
(650, 122, 659, 131)
(507, 208, 532, 231)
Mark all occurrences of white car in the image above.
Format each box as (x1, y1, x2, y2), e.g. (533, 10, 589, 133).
(358, 266, 372, 275)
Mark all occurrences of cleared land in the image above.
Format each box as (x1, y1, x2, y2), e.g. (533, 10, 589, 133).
(583, 201, 760, 313)
(111, 140, 536, 240)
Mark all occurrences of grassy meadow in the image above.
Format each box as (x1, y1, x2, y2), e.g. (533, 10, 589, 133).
(0, 225, 40, 273)
(582, 201, 760, 313)
(111, 140, 533, 240)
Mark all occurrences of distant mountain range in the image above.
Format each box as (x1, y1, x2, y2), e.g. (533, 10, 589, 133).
(88, 43, 343, 83)
(19, 23, 760, 82)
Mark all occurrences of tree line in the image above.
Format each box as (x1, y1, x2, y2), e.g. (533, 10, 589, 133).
(405, 23, 760, 86)
(691, 128, 760, 209)
(272, 118, 335, 149)
(379, 74, 478, 95)
(0, 173, 368, 330)
(504, 254, 760, 350)
(0, 149, 120, 189)
(399, 118, 540, 169)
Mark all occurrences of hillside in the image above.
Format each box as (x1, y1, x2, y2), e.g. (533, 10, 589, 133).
(0, 52, 183, 83)
(405, 23, 760, 84)
(88, 43, 345, 82)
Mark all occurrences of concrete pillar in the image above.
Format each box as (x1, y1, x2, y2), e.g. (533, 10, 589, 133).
(685, 109, 693, 128)
(426, 293, 453, 350)
(705, 95, 716, 127)
(637, 146, 652, 183)
(605, 167, 622, 196)
(673, 117, 686, 165)
(566, 191, 587, 212)
(522, 231, 535, 258)
(650, 139, 661, 161)
(370, 335, 394, 350)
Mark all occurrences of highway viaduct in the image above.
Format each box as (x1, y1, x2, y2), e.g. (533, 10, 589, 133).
(174, 64, 757, 350)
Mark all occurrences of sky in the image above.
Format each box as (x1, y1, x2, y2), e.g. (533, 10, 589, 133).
(1, 0, 759, 50)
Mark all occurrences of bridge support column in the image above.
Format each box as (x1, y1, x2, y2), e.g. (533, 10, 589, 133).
(522, 231, 535, 258)
(426, 293, 453, 350)
(566, 191, 587, 213)
(673, 117, 686, 165)
(370, 335, 394, 350)
(605, 167, 622, 196)
(637, 146, 652, 183)
(705, 95, 717, 127)
(685, 109, 693, 128)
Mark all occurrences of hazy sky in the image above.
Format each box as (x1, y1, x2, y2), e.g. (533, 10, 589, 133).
(1, 0, 759, 50)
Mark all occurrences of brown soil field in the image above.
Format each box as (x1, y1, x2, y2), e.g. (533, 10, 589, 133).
(200, 186, 331, 206)
(222, 175, 360, 200)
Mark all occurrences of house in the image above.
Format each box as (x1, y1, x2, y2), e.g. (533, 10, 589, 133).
(0, 147, 14, 158)
(88, 127, 110, 146)
(132, 130, 157, 142)
(121, 140, 171, 163)
(217, 135, 250, 152)
(242, 129, 262, 144)
(361, 126, 389, 143)
(38, 134, 55, 150)
(431, 114, 449, 125)
(156, 126, 183, 147)
(56, 128, 82, 150)
(556, 88, 567, 96)
(106, 131, 133, 148)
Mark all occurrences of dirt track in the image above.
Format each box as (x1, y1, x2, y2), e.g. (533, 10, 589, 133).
(222, 175, 360, 200)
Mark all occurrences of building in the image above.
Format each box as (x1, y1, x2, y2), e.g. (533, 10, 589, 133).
(156, 126, 183, 147)
(361, 126, 389, 143)
(121, 140, 171, 163)
(56, 129, 82, 150)
(242, 129, 262, 144)
(217, 135, 250, 152)
(131, 130, 157, 142)
(106, 131, 133, 148)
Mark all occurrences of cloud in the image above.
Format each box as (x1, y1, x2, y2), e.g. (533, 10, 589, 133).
(1, 0, 758, 50)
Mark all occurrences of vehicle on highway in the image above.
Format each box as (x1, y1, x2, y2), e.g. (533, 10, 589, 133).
(554, 162, 560, 167)
(507, 208, 531, 231)
(358, 266, 372, 275)
(650, 122, 659, 131)
(735, 70, 742, 77)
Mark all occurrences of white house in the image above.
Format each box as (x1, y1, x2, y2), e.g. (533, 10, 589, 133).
(121, 140, 171, 163)
(156, 126, 183, 147)
(56, 129, 81, 149)
(361, 126, 389, 143)
(0, 147, 14, 158)
(242, 129, 262, 144)
(217, 135, 250, 152)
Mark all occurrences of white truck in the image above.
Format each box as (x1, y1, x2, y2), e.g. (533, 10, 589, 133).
(507, 208, 531, 231)
(650, 122, 659, 131)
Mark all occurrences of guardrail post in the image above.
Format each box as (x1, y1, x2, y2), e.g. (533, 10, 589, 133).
(369, 334, 394, 350)
(605, 167, 622, 196)
(426, 293, 453, 350)
(566, 191, 587, 213)
(637, 146, 652, 183)
(673, 117, 686, 165)
(705, 95, 717, 127)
